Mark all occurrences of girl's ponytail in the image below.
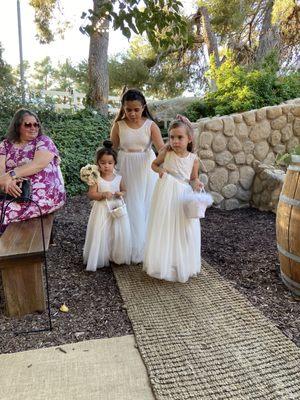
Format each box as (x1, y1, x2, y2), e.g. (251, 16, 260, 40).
(96, 140, 117, 164)
(103, 139, 113, 149)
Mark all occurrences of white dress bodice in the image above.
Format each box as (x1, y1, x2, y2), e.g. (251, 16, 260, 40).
(118, 119, 153, 152)
(163, 151, 197, 181)
(97, 174, 121, 192)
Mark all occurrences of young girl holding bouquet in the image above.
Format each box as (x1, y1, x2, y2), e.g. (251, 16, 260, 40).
(81, 140, 131, 271)
(143, 115, 204, 283)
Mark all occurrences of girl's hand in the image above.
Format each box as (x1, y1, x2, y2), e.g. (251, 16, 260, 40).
(102, 191, 114, 200)
(158, 142, 171, 153)
(191, 178, 204, 192)
(114, 191, 124, 198)
(159, 167, 167, 178)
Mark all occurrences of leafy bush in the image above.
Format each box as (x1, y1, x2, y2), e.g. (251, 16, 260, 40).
(276, 144, 300, 166)
(184, 53, 300, 121)
(184, 97, 217, 121)
(0, 91, 110, 196)
(45, 109, 110, 196)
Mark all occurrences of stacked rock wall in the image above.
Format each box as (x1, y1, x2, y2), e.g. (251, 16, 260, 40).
(252, 162, 285, 212)
(194, 99, 300, 210)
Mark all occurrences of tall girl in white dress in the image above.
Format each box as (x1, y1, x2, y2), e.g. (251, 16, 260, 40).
(110, 89, 164, 263)
(83, 141, 132, 271)
(143, 116, 203, 283)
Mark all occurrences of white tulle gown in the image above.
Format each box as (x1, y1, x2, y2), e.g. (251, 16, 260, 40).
(83, 174, 132, 271)
(143, 151, 201, 283)
(117, 119, 157, 263)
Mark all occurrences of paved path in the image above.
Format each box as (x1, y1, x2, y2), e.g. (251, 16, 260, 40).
(0, 335, 154, 400)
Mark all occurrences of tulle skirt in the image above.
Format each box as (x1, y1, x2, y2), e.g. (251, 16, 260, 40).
(117, 149, 157, 263)
(83, 200, 132, 271)
(143, 174, 201, 283)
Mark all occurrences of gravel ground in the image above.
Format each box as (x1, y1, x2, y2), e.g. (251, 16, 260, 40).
(201, 207, 300, 347)
(0, 196, 299, 354)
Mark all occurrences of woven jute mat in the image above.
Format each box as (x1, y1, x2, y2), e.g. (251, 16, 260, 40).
(113, 260, 300, 400)
(0, 335, 154, 400)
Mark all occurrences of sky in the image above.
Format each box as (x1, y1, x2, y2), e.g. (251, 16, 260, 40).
(0, 0, 197, 68)
(0, 0, 131, 67)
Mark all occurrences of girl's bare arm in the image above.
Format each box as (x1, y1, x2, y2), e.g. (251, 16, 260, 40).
(87, 184, 113, 201)
(152, 149, 167, 177)
(115, 178, 126, 198)
(151, 122, 164, 152)
(110, 123, 120, 149)
(190, 159, 203, 191)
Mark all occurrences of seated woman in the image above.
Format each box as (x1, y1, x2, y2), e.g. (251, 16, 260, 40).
(0, 108, 66, 227)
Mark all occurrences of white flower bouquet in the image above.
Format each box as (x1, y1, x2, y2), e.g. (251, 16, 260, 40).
(80, 164, 100, 186)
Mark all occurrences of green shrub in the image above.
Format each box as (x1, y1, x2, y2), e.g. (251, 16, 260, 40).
(45, 109, 110, 196)
(184, 101, 208, 122)
(276, 144, 300, 166)
(0, 90, 110, 196)
(184, 52, 300, 121)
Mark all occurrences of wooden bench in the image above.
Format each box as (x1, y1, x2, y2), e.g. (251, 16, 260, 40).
(0, 214, 54, 317)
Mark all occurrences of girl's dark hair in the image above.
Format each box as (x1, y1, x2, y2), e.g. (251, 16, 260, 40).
(95, 139, 117, 164)
(6, 108, 43, 142)
(114, 88, 154, 122)
(168, 119, 194, 153)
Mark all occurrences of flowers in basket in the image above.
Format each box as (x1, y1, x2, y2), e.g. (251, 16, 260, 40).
(80, 164, 100, 186)
(183, 189, 214, 219)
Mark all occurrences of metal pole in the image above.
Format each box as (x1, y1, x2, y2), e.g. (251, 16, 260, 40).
(17, 0, 25, 103)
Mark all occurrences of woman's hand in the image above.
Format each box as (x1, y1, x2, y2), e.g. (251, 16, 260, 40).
(0, 173, 22, 197)
(191, 178, 204, 192)
(0, 173, 11, 189)
(6, 178, 23, 197)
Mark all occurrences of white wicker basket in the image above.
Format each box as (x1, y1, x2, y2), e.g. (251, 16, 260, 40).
(183, 190, 213, 219)
(106, 197, 128, 219)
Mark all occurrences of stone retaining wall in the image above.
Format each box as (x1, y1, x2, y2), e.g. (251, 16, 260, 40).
(194, 99, 300, 210)
(251, 162, 285, 213)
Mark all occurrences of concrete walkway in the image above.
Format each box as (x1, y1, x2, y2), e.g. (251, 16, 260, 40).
(0, 335, 154, 400)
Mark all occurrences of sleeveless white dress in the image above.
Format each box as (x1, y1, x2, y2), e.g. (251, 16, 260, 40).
(83, 174, 132, 271)
(143, 151, 201, 283)
(117, 119, 157, 263)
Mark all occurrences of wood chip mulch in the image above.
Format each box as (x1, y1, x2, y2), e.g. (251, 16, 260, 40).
(0, 196, 299, 354)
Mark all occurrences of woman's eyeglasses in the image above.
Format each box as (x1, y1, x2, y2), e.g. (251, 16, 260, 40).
(23, 122, 39, 129)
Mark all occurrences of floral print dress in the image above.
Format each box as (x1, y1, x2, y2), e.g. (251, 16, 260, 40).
(0, 135, 66, 225)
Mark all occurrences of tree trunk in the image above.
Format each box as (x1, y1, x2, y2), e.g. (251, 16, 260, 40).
(86, 0, 109, 115)
(255, 0, 281, 64)
(198, 6, 220, 67)
(194, 6, 220, 90)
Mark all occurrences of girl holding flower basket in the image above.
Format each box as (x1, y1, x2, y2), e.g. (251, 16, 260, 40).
(143, 115, 211, 283)
(80, 140, 132, 271)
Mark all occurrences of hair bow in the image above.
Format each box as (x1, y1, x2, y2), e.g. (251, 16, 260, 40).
(175, 114, 193, 130)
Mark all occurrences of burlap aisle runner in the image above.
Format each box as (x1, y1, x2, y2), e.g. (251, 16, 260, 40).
(113, 260, 300, 400)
